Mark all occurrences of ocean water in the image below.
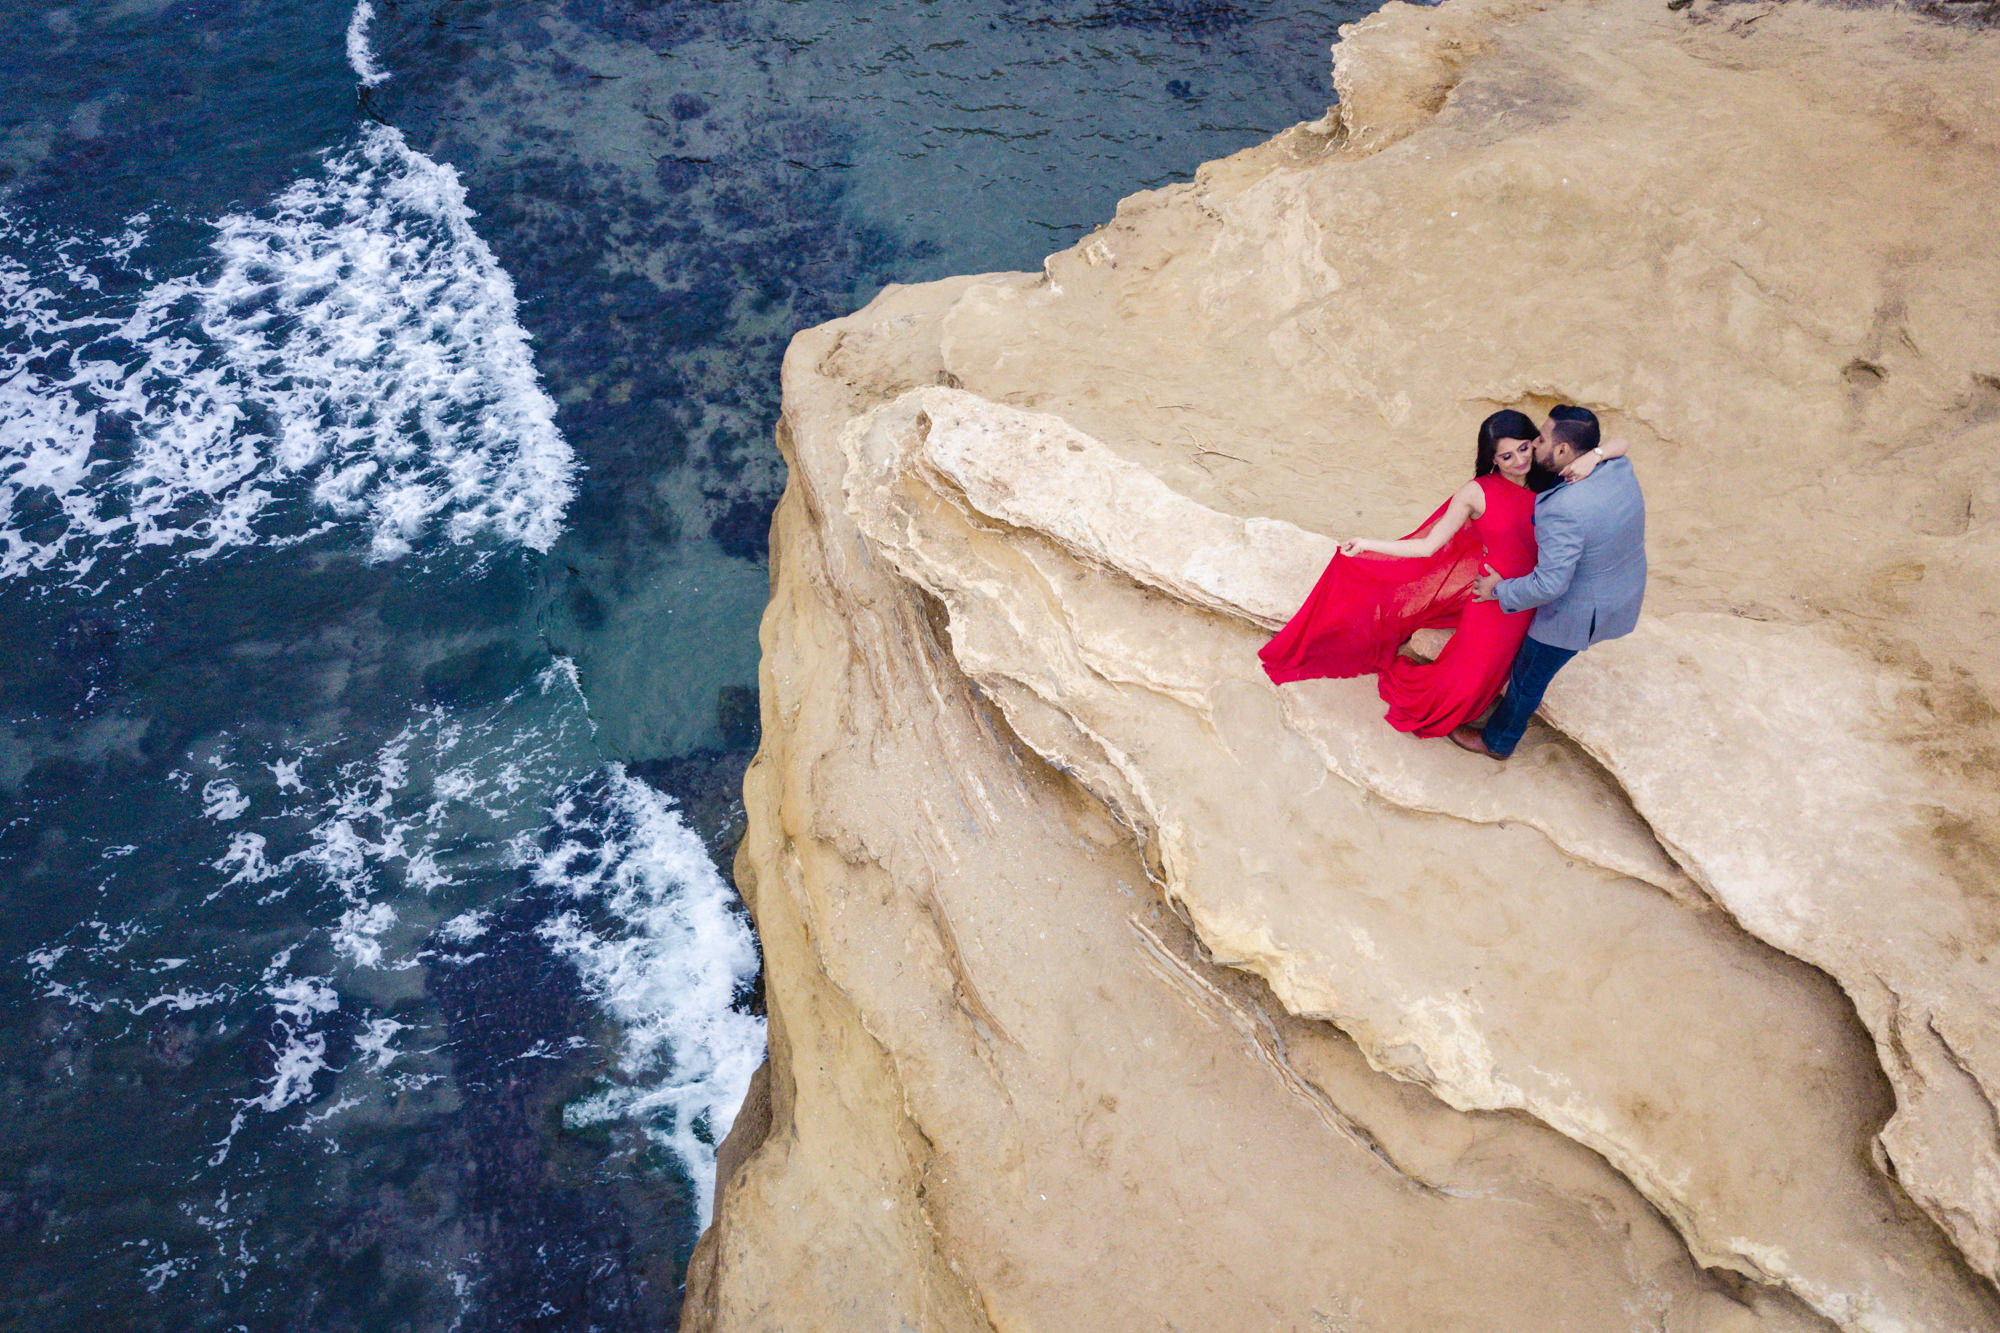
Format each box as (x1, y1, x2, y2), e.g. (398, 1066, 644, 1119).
(0, 1, 1359, 1327)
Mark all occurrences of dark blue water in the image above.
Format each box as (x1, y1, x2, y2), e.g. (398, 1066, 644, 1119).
(0, 1, 1360, 1326)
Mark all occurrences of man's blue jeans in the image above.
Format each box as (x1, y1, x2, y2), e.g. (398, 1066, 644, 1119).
(1481, 635, 1580, 757)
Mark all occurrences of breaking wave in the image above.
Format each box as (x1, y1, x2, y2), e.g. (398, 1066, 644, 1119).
(0, 122, 573, 586)
(20, 665, 762, 1230)
(530, 768, 766, 1225)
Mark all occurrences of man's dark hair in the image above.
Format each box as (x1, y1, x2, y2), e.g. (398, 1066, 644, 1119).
(1548, 403, 1598, 429)
(1549, 416, 1600, 456)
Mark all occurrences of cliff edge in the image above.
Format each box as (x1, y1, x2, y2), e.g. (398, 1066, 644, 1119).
(685, 0, 2000, 1328)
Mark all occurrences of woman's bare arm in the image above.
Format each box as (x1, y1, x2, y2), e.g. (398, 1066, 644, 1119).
(1340, 480, 1483, 559)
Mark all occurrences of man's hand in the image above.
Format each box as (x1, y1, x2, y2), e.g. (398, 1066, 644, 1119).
(1472, 564, 1503, 602)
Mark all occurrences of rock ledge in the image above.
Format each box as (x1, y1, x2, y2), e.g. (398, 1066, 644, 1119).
(685, 1, 2000, 1328)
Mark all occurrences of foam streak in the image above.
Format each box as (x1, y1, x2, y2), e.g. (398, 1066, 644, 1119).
(532, 768, 766, 1226)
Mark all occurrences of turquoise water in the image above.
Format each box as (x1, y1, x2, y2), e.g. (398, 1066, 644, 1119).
(0, 1, 1361, 1326)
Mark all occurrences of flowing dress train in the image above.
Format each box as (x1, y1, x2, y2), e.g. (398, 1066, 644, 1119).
(1258, 473, 1538, 737)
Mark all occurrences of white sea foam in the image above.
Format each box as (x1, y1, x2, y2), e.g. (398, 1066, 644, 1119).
(203, 124, 574, 559)
(26, 946, 68, 973)
(0, 121, 573, 585)
(186, 676, 595, 976)
(201, 779, 250, 820)
(211, 972, 342, 1164)
(269, 975, 339, 1023)
(25, 937, 235, 1017)
(531, 767, 766, 1225)
(331, 902, 400, 968)
(215, 831, 278, 887)
(165, 683, 601, 1154)
(138, 1251, 195, 1295)
(438, 909, 490, 943)
(353, 1016, 408, 1070)
(28, 673, 762, 1230)
(247, 1029, 331, 1113)
(129, 986, 233, 1015)
(345, 0, 392, 87)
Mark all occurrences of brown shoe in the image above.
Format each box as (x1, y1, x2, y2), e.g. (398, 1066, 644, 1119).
(1449, 725, 1508, 760)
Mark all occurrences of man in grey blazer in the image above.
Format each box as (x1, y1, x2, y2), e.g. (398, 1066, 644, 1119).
(1451, 410, 1647, 759)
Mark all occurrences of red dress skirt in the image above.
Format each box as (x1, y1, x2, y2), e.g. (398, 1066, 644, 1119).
(1258, 474, 1538, 738)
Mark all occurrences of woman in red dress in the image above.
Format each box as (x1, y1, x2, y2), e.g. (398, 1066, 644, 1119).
(1258, 410, 1619, 738)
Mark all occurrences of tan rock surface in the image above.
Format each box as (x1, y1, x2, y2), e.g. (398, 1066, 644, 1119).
(686, 0, 2000, 1329)
(688, 280, 1837, 1333)
(1539, 615, 2000, 1282)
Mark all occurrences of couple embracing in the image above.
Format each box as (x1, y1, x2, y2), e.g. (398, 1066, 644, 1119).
(1258, 406, 1646, 759)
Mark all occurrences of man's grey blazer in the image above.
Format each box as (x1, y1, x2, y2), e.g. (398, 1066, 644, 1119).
(1495, 457, 1647, 651)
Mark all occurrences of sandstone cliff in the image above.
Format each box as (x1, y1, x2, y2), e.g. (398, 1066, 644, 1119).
(684, 0, 2000, 1328)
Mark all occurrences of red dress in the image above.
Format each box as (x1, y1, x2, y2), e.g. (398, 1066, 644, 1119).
(1258, 474, 1538, 738)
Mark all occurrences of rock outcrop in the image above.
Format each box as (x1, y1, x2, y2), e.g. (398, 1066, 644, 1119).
(684, 0, 2000, 1328)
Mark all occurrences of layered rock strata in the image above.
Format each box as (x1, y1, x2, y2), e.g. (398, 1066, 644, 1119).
(684, 0, 2000, 1328)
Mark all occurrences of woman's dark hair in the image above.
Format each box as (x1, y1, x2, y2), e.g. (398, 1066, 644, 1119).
(1474, 409, 1539, 479)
